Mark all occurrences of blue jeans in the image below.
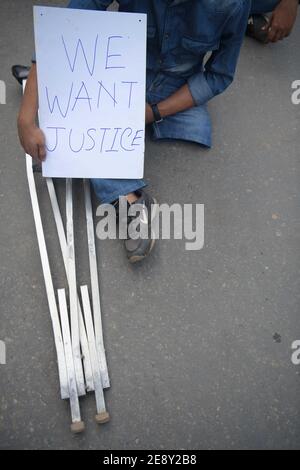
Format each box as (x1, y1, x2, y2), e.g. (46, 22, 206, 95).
(251, 0, 280, 14)
(92, 0, 280, 204)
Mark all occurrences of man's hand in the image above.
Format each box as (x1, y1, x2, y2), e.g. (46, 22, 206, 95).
(18, 120, 46, 162)
(17, 64, 46, 161)
(146, 103, 154, 124)
(263, 0, 298, 42)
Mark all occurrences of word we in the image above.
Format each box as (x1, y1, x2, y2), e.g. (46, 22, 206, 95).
(0, 80, 6, 104)
(291, 80, 300, 105)
(0, 340, 6, 365)
(62, 34, 128, 75)
(291, 340, 300, 365)
(96, 198, 205, 251)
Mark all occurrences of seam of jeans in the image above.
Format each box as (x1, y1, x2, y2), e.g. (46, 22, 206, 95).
(151, 129, 211, 148)
(98, 182, 147, 205)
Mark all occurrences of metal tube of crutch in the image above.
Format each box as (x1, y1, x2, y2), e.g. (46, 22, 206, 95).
(83, 179, 110, 389)
(25, 152, 69, 400)
(46, 177, 94, 393)
(66, 178, 86, 397)
(81, 285, 110, 424)
(57, 289, 85, 433)
(23, 80, 69, 401)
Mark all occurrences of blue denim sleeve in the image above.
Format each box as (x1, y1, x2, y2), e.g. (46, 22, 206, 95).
(67, 0, 112, 9)
(187, 0, 251, 106)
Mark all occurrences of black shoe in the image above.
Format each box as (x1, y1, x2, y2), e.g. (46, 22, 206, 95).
(12, 65, 31, 85)
(246, 14, 269, 44)
(124, 190, 157, 263)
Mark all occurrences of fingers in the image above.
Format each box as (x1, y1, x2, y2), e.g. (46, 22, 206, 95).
(259, 16, 271, 43)
(266, 14, 277, 42)
(37, 142, 46, 162)
(266, 9, 293, 43)
(35, 129, 46, 162)
(26, 130, 46, 162)
(267, 26, 283, 43)
(268, 23, 287, 42)
(23, 141, 39, 160)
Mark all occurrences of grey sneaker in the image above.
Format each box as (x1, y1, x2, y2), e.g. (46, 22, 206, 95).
(124, 190, 157, 263)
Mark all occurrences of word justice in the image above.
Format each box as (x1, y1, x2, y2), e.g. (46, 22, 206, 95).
(45, 126, 144, 154)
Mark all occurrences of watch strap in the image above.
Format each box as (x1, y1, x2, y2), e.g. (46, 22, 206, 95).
(151, 103, 163, 123)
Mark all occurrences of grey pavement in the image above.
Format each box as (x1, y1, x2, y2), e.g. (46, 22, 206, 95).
(0, 0, 300, 450)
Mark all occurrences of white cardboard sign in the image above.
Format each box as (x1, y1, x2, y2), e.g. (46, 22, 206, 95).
(33, 6, 147, 179)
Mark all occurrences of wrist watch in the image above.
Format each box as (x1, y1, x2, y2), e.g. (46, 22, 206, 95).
(151, 103, 163, 123)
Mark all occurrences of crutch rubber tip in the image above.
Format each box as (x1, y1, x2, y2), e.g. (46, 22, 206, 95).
(71, 421, 85, 434)
(95, 411, 110, 424)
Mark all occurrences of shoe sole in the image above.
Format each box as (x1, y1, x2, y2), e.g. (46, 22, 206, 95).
(128, 237, 156, 264)
(128, 198, 158, 264)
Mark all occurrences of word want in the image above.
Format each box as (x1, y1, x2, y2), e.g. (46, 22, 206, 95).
(46, 80, 139, 118)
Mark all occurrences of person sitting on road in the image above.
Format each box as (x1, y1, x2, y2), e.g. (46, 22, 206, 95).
(17, 0, 298, 264)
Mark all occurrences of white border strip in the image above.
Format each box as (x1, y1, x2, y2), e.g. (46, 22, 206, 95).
(57, 288, 83, 430)
(66, 179, 85, 396)
(83, 179, 110, 389)
(81, 285, 109, 423)
(26, 153, 68, 399)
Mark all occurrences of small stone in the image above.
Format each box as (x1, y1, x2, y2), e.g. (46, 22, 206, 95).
(273, 333, 281, 344)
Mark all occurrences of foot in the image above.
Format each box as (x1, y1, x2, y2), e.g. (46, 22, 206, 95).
(123, 190, 157, 263)
(246, 14, 269, 43)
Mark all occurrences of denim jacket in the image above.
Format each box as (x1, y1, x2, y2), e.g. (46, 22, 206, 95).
(68, 0, 251, 106)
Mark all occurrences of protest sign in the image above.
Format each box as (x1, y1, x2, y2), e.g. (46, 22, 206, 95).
(34, 6, 147, 178)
